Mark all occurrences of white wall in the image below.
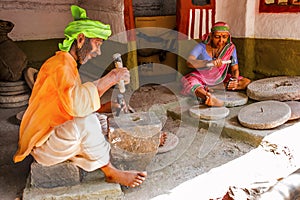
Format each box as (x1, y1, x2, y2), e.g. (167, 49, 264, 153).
(1, 0, 300, 41)
(0, 0, 126, 42)
(216, 0, 300, 40)
(0, 0, 76, 41)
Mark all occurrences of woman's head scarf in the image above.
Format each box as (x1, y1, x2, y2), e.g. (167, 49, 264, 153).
(59, 5, 112, 52)
(202, 21, 231, 44)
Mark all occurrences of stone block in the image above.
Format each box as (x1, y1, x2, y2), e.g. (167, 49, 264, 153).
(23, 177, 123, 200)
(30, 161, 81, 188)
(108, 112, 162, 171)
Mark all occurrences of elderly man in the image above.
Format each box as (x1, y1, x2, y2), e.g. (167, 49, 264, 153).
(13, 5, 147, 188)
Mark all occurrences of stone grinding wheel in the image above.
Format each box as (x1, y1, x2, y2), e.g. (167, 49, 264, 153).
(0, 81, 30, 108)
(247, 76, 300, 101)
(0, 100, 28, 108)
(0, 80, 26, 87)
(189, 105, 230, 120)
(238, 100, 291, 130)
(213, 91, 248, 107)
(284, 101, 300, 121)
(0, 93, 30, 103)
(0, 82, 29, 92)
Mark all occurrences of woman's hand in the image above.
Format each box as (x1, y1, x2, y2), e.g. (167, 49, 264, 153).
(212, 58, 223, 67)
(226, 78, 239, 90)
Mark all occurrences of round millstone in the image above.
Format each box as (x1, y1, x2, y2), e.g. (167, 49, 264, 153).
(0, 80, 26, 87)
(213, 91, 248, 107)
(284, 101, 300, 121)
(247, 76, 300, 101)
(0, 84, 29, 92)
(0, 88, 30, 96)
(0, 93, 30, 103)
(238, 100, 291, 130)
(189, 105, 230, 120)
(0, 100, 28, 108)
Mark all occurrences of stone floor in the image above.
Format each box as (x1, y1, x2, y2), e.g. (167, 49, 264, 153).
(1, 82, 300, 199)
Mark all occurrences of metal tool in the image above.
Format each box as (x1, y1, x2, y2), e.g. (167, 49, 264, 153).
(206, 60, 232, 67)
(115, 94, 135, 117)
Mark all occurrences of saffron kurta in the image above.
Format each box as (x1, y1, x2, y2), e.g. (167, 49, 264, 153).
(14, 51, 101, 163)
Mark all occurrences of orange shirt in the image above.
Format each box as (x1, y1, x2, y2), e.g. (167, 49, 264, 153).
(14, 51, 100, 162)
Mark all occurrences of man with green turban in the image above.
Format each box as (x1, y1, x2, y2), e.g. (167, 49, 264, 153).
(14, 5, 147, 188)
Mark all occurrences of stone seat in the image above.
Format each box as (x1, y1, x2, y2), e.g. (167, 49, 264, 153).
(30, 161, 81, 188)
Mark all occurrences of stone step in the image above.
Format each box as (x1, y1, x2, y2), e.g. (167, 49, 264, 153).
(24, 162, 123, 200)
(165, 97, 300, 147)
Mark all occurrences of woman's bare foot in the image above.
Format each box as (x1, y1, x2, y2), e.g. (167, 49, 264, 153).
(101, 162, 147, 188)
(205, 92, 224, 107)
(159, 131, 168, 147)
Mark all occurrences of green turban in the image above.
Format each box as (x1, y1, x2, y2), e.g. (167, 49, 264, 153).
(59, 5, 112, 52)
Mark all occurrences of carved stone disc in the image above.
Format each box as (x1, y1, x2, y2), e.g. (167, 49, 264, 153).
(247, 76, 300, 101)
(189, 105, 230, 120)
(284, 101, 300, 121)
(0, 100, 28, 108)
(238, 100, 291, 130)
(213, 91, 248, 107)
(0, 93, 30, 103)
(0, 80, 26, 87)
(0, 84, 29, 92)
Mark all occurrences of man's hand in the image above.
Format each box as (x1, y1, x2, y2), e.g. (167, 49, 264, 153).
(97, 101, 121, 113)
(111, 67, 130, 85)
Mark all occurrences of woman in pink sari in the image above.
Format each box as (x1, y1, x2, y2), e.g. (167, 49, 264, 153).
(181, 22, 251, 107)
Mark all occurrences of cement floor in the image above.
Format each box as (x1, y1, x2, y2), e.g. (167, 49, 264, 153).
(0, 105, 255, 200)
(1, 82, 299, 199)
(0, 105, 32, 200)
(0, 83, 255, 200)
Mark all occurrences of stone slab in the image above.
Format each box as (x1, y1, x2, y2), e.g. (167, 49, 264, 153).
(30, 161, 81, 188)
(284, 101, 300, 121)
(189, 105, 230, 120)
(247, 76, 300, 101)
(23, 175, 123, 200)
(109, 111, 162, 138)
(213, 90, 248, 107)
(238, 100, 291, 130)
(108, 112, 162, 171)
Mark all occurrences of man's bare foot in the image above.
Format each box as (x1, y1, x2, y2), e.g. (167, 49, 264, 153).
(159, 131, 168, 147)
(101, 162, 147, 188)
(205, 92, 224, 107)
